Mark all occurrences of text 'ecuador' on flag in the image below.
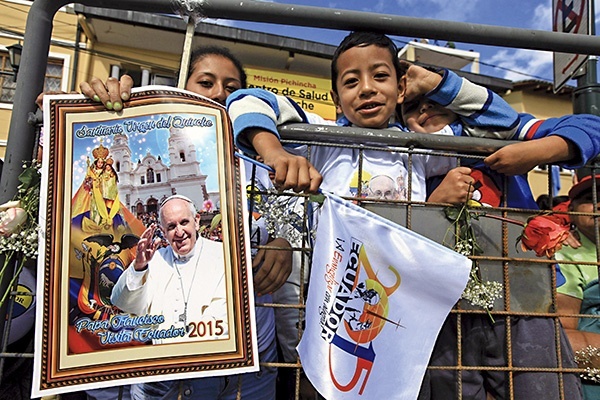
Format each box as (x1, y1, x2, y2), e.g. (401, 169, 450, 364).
(298, 193, 471, 400)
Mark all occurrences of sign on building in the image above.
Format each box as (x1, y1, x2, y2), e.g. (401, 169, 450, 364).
(553, 0, 590, 92)
(246, 67, 336, 120)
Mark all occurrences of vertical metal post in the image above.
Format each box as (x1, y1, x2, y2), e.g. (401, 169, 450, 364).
(573, 0, 599, 116)
(0, 0, 63, 347)
(178, 19, 195, 89)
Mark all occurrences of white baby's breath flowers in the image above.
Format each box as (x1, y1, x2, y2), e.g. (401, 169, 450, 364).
(252, 188, 315, 246)
(575, 345, 600, 382)
(445, 204, 503, 314)
(460, 266, 503, 310)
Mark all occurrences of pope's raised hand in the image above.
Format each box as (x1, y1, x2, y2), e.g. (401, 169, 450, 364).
(133, 224, 161, 271)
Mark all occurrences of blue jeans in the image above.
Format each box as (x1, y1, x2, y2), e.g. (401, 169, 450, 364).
(87, 386, 131, 400)
(130, 339, 277, 400)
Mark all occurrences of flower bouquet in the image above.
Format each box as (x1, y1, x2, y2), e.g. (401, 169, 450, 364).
(445, 203, 571, 316)
(0, 160, 41, 308)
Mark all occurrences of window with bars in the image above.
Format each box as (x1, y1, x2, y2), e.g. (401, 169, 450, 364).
(0, 53, 63, 104)
(0, 52, 16, 103)
(44, 60, 63, 93)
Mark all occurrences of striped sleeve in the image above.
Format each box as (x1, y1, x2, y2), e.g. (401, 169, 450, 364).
(428, 69, 519, 137)
(515, 113, 600, 168)
(227, 88, 309, 155)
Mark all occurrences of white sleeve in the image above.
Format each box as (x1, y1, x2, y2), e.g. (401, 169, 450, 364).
(110, 264, 151, 315)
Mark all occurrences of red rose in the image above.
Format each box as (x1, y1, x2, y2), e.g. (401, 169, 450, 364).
(549, 201, 571, 226)
(518, 214, 570, 258)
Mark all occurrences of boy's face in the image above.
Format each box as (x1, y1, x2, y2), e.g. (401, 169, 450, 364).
(331, 45, 401, 129)
(401, 97, 458, 133)
(570, 192, 600, 241)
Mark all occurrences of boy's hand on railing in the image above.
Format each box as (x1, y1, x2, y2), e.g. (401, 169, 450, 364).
(249, 129, 323, 193)
(428, 167, 474, 204)
(563, 230, 582, 249)
(485, 137, 574, 175)
(268, 150, 322, 194)
(485, 141, 540, 175)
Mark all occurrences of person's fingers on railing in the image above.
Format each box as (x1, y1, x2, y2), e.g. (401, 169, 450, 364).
(307, 164, 323, 194)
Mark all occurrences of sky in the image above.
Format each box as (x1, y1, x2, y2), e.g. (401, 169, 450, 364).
(204, 0, 599, 85)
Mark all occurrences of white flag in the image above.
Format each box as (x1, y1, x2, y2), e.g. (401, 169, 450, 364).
(298, 193, 471, 400)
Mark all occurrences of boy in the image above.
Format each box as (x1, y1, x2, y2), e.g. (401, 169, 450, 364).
(399, 61, 600, 208)
(557, 174, 600, 399)
(229, 32, 468, 204)
(227, 31, 589, 399)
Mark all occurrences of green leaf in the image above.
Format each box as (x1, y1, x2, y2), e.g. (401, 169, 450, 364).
(458, 224, 469, 238)
(472, 241, 484, 256)
(309, 193, 325, 205)
(470, 211, 481, 221)
(16, 162, 41, 195)
(444, 206, 460, 221)
(18, 167, 36, 189)
(210, 214, 222, 230)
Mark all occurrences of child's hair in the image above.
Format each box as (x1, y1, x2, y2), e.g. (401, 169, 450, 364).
(187, 46, 248, 89)
(331, 32, 402, 94)
(536, 194, 570, 210)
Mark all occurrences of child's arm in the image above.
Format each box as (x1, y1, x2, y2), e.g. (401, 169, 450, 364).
(253, 237, 293, 295)
(557, 292, 600, 365)
(486, 114, 600, 175)
(399, 61, 443, 103)
(247, 129, 322, 193)
(423, 68, 600, 174)
(485, 136, 575, 175)
(227, 88, 323, 193)
(400, 62, 519, 135)
(426, 68, 520, 134)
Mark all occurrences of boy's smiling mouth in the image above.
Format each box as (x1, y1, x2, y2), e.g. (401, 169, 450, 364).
(357, 101, 384, 113)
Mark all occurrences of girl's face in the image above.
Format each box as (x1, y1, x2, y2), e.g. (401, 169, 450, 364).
(185, 55, 242, 105)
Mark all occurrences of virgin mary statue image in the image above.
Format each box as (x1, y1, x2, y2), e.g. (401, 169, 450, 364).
(68, 143, 146, 353)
